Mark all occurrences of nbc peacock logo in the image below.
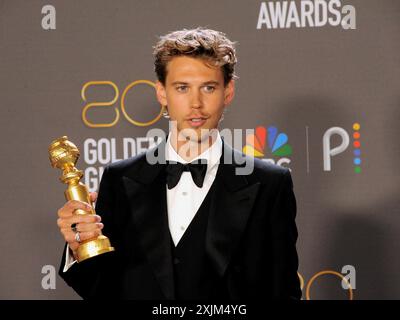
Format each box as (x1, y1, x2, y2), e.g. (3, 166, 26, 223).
(243, 126, 292, 168)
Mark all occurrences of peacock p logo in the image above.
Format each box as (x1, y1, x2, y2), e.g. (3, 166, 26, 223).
(243, 126, 292, 168)
(323, 123, 361, 173)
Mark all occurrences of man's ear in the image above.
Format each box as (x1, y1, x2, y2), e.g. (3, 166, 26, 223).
(224, 80, 235, 106)
(155, 81, 167, 106)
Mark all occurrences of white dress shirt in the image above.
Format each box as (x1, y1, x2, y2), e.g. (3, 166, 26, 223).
(165, 132, 222, 246)
(63, 132, 222, 272)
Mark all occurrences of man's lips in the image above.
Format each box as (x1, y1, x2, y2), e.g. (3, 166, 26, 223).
(186, 116, 208, 128)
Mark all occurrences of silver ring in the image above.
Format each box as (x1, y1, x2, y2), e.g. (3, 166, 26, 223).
(75, 231, 81, 243)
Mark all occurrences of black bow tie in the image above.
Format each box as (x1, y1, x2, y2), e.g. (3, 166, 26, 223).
(165, 160, 208, 189)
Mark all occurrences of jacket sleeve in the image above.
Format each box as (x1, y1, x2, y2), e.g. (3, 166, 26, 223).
(270, 169, 302, 299)
(58, 166, 119, 299)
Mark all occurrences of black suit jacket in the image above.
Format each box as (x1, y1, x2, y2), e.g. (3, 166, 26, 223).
(59, 140, 301, 300)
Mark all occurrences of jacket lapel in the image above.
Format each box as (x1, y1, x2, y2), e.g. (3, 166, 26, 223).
(121, 140, 175, 300)
(206, 142, 261, 277)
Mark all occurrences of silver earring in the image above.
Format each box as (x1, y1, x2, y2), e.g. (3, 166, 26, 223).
(162, 106, 170, 119)
(219, 110, 225, 123)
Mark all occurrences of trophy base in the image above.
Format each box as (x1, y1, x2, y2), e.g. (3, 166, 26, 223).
(76, 235, 115, 263)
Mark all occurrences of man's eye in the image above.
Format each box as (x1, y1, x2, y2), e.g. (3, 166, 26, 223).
(204, 86, 215, 93)
(176, 86, 188, 92)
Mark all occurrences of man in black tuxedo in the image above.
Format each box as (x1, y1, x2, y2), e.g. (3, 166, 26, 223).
(56, 27, 301, 300)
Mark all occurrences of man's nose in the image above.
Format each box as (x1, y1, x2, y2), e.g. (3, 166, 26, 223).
(191, 90, 203, 109)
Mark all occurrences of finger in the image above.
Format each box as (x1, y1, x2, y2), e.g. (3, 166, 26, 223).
(58, 214, 101, 228)
(63, 229, 101, 244)
(58, 200, 92, 218)
(63, 230, 78, 244)
(76, 229, 102, 242)
(61, 222, 103, 233)
(65, 199, 92, 210)
(89, 192, 98, 203)
(77, 222, 104, 232)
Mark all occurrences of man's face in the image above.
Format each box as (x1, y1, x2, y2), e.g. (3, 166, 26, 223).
(156, 56, 234, 143)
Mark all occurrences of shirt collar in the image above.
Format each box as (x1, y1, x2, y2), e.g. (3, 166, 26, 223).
(165, 131, 222, 172)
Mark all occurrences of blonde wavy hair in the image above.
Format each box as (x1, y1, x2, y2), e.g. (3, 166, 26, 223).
(153, 27, 238, 86)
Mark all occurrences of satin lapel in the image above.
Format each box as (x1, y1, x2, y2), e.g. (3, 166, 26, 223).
(121, 140, 175, 300)
(206, 143, 261, 277)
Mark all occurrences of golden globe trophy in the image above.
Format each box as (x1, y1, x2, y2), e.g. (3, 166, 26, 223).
(48, 136, 114, 262)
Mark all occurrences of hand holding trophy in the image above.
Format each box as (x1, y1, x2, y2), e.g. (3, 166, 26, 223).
(49, 136, 114, 262)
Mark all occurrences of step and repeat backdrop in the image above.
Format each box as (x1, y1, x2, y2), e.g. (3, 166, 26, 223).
(0, 0, 399, 299)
